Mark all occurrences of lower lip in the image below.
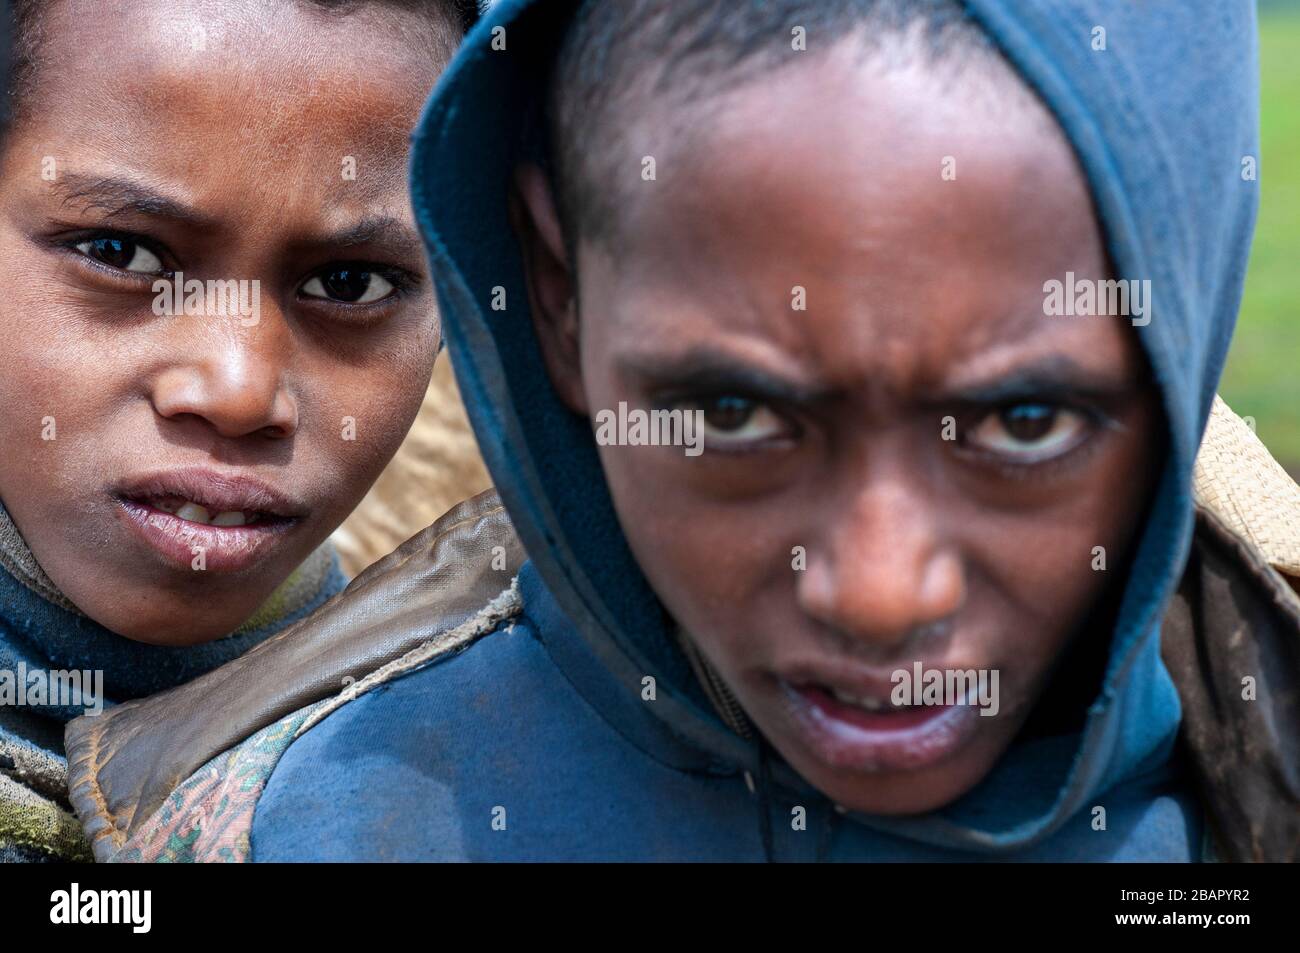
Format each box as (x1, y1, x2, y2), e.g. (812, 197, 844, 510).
(779, 682, 982, 774)
(115, 498, 297, 574)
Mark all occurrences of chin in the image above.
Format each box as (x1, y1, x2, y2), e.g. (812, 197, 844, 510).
(95, 603, 262, 647)
(799, 750, 999, 817)
(827, 777, 973, 816)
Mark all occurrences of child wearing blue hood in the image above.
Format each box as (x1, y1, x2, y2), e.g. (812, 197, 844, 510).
(67, 0, 1299, 861)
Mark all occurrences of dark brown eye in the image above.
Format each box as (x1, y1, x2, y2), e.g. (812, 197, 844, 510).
(673, 395, 793, 450)
(965, 402, 1088, 462)
(302, 267, 395, 304)
(73, 237, 164, 274)
(702, 395, 757, 431)
(1000, 403, 1056, 441)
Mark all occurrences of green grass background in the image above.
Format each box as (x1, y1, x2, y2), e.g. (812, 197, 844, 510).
(1219, 4, 1300, 469)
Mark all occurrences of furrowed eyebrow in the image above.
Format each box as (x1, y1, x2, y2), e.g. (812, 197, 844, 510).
(51, 174, 423, 264)
(939, 356, 1136, 406)
(621, 349, 1138, 410)
(618, 348, 830, 404)
(310, 215, 423, 260)
(52, 173, 214, 228)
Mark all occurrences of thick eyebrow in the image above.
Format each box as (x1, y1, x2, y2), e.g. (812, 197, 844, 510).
(311, 215, 424, 261)
(621, 349, 1138, 410)
(52, 173, 423, 262)
(617, 348, 831, 404)
(52, 173, 215, 228)
(938, 355, 1138, 406)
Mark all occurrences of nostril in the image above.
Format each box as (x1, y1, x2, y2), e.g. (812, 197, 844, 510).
(149, 352, 298, 440)
(795, 524, 966, 647)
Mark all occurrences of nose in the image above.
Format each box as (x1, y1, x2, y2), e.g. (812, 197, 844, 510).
(796, 473, 965, 653)
(150, 312, 298, 440)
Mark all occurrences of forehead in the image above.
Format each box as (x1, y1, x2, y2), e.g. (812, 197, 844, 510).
(18, 0, 444, 217)
(590, 45, 1119, 390)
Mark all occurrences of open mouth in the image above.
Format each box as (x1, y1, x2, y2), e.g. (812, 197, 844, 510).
(111, 468, 307, 573)
(778, 676, 982, 775)
(826, 686, 905, 712)
(797, 683, 947, 730)
(126, 494, 285, 529)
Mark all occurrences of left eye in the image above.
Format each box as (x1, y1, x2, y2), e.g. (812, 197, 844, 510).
(965, 403, 1088, 461)
(688, 395, 791, 447)
(73, 237, 164, 274)
(301, 267, 395, 304)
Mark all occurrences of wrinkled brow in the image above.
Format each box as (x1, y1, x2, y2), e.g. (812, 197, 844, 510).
(49, 172, 424, 260)
(51, 172, 215, 227)
(316, 215, 423, 259)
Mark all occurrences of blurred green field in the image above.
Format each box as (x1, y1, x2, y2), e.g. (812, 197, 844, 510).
(1219, 8, 1300, 470)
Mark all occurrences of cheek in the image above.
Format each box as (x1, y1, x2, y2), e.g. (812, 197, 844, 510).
(0, 291, 117, 508)
(600, 449, 723, 595)
(597, 446, 796, 668)
(301, 331, 437, 503)
(963, 416, 1161, 689)
(0, 250, 73, 388)
(0, 230, 151, 397)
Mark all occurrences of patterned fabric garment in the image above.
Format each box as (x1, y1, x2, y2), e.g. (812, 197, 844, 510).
(108, 704, 326, 863)
(0, 503, 346, 862)
(106, 583, 525, 862)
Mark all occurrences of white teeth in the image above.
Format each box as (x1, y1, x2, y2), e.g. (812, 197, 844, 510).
(175, 502, 212, 525)
(159, 500, 251, 526)
(832, 689, 891, 711)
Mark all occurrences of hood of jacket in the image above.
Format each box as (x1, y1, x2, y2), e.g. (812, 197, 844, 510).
(409, 0, 1259, 853)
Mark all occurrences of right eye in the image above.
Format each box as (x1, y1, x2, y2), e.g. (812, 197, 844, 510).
(72, 236, 165, 275)
(682, 395, 793, 449)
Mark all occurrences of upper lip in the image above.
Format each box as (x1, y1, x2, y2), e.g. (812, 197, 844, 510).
(112, 467, 309, 519)
(776, 659, 968, 705)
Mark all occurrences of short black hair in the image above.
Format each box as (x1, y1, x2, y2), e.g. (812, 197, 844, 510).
(547, 0, 1002, 252)
(1, 0, 477, 135)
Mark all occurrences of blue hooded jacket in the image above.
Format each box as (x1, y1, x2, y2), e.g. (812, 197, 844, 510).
(251, 0, 1259, 861)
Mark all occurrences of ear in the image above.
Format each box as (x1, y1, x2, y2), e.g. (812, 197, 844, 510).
(509, 162, 588, 415)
